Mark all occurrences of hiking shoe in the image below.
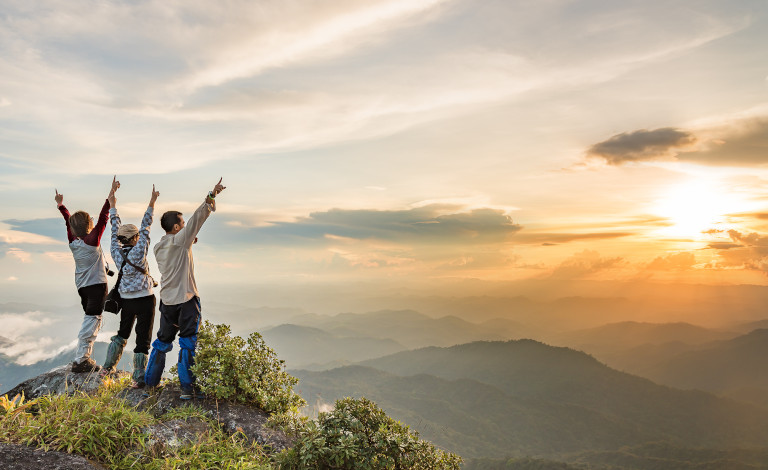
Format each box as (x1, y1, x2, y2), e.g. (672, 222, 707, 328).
(72, 358, 101, 373)
(130, 380, 146, 389)
(180, 386, 194, 400)
(179, 386, 206, 400)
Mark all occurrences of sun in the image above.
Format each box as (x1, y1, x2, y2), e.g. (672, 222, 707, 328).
(652, 179, 742, 238)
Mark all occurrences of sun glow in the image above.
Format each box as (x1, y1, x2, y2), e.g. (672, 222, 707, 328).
(653, 179, 744, 238)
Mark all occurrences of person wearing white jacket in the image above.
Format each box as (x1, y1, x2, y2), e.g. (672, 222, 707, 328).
(144, 178, 226, 400)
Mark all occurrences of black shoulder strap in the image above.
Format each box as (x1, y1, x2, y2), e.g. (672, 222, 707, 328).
(122, 246, 148, 275)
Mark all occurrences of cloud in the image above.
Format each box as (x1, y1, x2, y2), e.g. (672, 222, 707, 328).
(646, 252, 696, 270)
(678, 118, 768, 166)
(7, 248, 31, 263)
(208, 204, 523, 246)
(706, 229, 768, 274)
(549, 249, 624, 279)
(4, 217, 65, 240)
(587, 128, 698, 165)
(0, 0, 745, 174)
(706, 242, 741, 250)
(586, 117, 768, 167)
(516, 232, 634, 245)
(0, 311, 53, 336)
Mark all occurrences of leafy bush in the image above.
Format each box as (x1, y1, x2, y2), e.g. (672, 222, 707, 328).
(277, 397, 463, 470)
(191, 321, 306, 414)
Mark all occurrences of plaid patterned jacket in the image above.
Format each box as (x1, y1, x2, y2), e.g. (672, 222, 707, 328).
(110, 206, 155, 294)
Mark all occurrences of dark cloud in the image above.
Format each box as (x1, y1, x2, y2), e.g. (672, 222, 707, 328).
(587, 127, 697, 165)
(4, 218, 64, 240)
(197, 205, 523, 247)
(646, 252, 696, 270)
(678, 118, 768, 166)
(587, 117, 768, 167)
(549, 249, 624, 279)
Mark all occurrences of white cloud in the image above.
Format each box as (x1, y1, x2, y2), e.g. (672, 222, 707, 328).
(7, 248, 31, 263)
(0, 0, 746, 175)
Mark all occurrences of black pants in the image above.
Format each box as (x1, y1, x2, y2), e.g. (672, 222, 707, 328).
(118, 294, 156, 354)
(156, 296, 201, 343)
(77, 283, 108, 316)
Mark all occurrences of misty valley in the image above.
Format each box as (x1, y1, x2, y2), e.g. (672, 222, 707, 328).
(2, 289, 768, 469)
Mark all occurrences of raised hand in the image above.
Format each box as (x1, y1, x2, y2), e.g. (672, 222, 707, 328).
(111, 175, 121, 194)
(54, 189, 63, 205)
(150, 184, 160, 207)
(212, 177, 226, 197)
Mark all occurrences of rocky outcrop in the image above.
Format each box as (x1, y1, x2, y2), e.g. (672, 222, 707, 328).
(0, 442, 104, 469)
(2, 365, 294, 455)
(3, 364, 112, 399)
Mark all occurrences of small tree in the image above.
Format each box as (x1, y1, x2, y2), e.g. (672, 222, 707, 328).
(190, 321, 306, 414)
(278, 397, 463, 470)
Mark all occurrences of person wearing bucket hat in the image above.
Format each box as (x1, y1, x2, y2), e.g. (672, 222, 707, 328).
(100, 178, 160, 388)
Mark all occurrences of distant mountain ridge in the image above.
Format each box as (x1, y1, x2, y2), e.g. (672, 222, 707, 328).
(285, 309, 517, 349)
(260, 323, 405, 369)
(293, 339, 768, 459)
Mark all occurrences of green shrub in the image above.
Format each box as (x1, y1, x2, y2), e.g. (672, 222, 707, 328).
(191, 321, 306, 414)
(277, 397, 463, 470)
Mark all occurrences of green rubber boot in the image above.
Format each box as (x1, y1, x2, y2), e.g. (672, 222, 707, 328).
(102, 335, 127, 374)
(132, 352, 148, 388)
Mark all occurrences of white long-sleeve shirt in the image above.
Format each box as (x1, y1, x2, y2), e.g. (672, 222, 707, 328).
(154, 201, 214, 305)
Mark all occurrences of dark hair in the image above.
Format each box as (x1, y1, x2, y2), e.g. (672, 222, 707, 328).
(69, 211, 91, 238)
(161, 211, 183, 233)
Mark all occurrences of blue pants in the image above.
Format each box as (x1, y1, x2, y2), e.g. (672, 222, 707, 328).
(144, 296, 201, 388)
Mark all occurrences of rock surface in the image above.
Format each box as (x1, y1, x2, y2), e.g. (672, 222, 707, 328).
(3, 365, 294, 455)
(0, 443, 104, 469)
(2, 365, 118, 399)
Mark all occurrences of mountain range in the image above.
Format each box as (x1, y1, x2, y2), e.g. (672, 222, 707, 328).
(292, 339, 768, 459)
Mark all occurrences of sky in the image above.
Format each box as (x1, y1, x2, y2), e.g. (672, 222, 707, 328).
(2, 0, 768, 362)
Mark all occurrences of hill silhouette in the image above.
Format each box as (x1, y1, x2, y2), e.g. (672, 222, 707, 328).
(638, 329, 768, 400)
(260, 323, 405, 369)
(286, 309, 512, 349)
(291, 340, 768, 458)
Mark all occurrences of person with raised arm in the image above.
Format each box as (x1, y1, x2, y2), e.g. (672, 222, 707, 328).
(144, 178, 226, 400)
(55, 177, 119, 373)
(99, 181, 160, 388)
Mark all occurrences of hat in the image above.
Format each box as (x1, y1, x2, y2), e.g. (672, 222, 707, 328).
(117, 224, 139, 238)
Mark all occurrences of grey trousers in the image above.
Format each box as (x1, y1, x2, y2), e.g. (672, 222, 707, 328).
(75, 314, 103, 363)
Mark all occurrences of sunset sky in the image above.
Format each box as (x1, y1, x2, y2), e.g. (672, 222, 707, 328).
(2, 0, 768, 307)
